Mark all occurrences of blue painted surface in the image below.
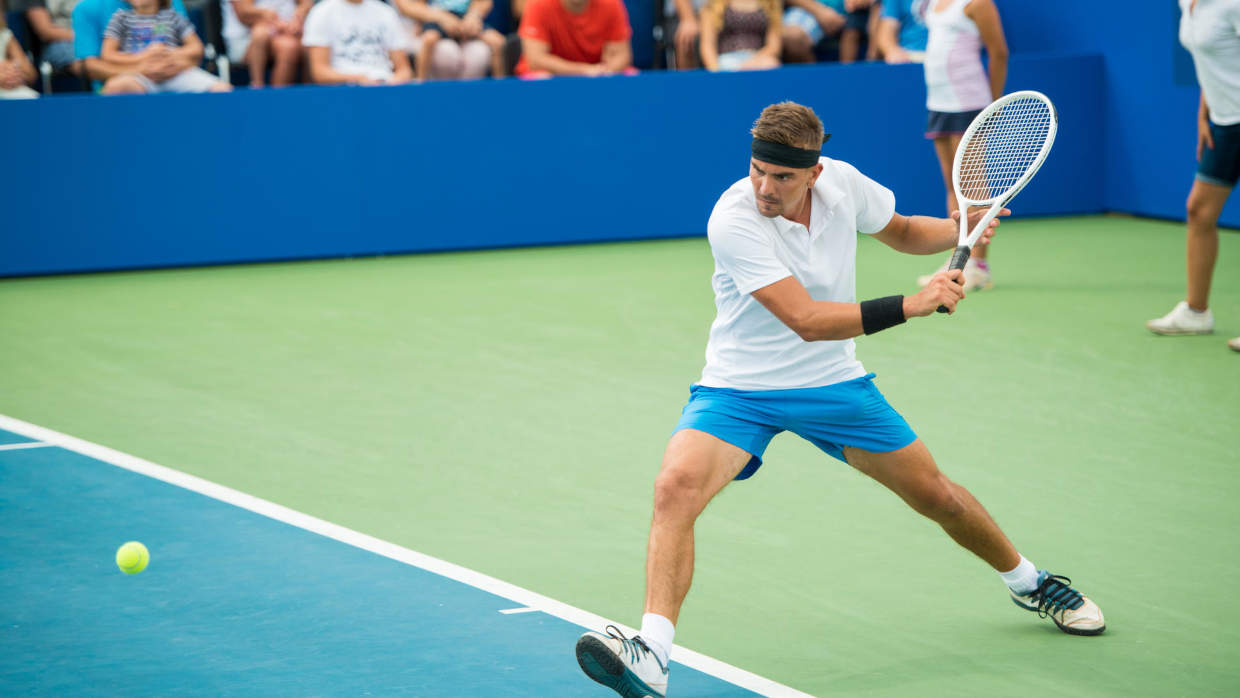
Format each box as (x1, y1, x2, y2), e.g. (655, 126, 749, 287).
(0, 446, 757, 697)
(0, 53, 1102, 277)
(0, 428, 38, 445)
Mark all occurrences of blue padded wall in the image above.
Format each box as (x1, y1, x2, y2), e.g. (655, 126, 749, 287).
(0, 54, 1101, 277)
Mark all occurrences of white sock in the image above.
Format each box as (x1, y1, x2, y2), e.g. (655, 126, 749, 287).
(999, 556, 1041, 595)
(639, 613, 674, 667)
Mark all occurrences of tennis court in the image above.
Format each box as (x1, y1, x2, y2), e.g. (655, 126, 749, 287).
(2, 214, 1237, 696)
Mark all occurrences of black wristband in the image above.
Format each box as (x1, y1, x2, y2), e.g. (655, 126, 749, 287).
(860, 295, 906, 335)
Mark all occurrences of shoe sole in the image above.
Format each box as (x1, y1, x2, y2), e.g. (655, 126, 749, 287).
(1146, 325, 1213, 336)
(575, 635, 664, 698)
(1010, 597, 1106, 636)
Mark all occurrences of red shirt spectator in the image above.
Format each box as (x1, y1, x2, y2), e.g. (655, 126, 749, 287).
(516, 0, 632, 76)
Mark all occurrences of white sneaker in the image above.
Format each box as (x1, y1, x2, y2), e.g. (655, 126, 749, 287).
(1011, 571, 1106, 636)
(576, 626, 669, 698)
(1228, 337, 1240, 352)
(917, 257, 993, 292)
(1146, 301, 1214, 335)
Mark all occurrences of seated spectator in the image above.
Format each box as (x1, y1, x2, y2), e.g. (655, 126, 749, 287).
(403, 0, 506, 80)
(16, 0, 84, 77)
(698, 0, 779, 72)
(782, 0, 872, 63)
(664, 0, 707, 69)
(221, 0, 312, 88)
(875, 0, 927, 63)
(0, 7, 38, 98)
(303, 0, 413, 85)
(515, 0, 632, 77)
(97, 0, 232, 94)
(72, 0, 192, 86)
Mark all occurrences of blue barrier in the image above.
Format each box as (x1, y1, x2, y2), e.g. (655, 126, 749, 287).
(0, 53, 1101, 277)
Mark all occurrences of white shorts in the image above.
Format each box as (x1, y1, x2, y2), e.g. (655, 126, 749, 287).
(135, 67, 223, 93)
(226, 34, 250, 64)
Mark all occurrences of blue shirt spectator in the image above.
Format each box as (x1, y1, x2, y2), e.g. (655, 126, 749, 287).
(877, 0, 927, 63)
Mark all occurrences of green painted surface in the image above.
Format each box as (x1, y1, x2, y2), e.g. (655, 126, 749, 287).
(1, 215, 1237, 696)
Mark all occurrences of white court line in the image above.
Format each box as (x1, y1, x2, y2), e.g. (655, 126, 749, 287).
(0, 413, 812, 698)
(0, 441, 52, 451)
(498, 607, 539, 615)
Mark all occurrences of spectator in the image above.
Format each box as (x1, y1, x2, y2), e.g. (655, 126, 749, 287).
(664, 0, 707, 69)
(15, 0, 84, 77)
(303, 0, 414, 85)
(0, 6, 38, 97)
(698, 0, 779, 72)
(916, 0, 1006, 291)
(221, 0, 312, 88)
(515, 0, 632, 77)
(780, 0, 839, 63)
(97, 0, 232, 93)
(875, 0, 928, 63)
(1146, 0, 1240, 352)
(72, 0, 191, 86)
(406, 0, 506, 80)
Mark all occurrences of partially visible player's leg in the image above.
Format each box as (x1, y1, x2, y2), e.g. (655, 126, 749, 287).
(1147, 179, 1229, 335)
(1185, 178, 1230, 312)
(576, 429, 751, 697)
(843, 440, 1105, 635)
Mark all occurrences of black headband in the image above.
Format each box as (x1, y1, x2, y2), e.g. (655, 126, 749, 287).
(751, 137, 828, 169)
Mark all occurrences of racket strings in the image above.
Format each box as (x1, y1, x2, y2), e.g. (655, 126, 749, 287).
(957, 97, 1055, 202)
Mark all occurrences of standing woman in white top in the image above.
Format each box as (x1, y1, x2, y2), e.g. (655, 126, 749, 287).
(1147, 0, 1240, 352)
(916, 0, 1006, 291)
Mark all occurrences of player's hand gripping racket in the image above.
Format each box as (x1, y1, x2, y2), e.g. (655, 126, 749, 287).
(936, 90, 1058, 312)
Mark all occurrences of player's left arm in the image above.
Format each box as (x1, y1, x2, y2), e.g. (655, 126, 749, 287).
(872, 210, 1006, 255)
(966, 0, 1007, 99)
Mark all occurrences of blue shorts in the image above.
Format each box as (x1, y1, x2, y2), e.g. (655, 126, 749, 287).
(673, 373, 918, 481)
(1198, 120, 1240, 188)
(926, 109, 982, 139)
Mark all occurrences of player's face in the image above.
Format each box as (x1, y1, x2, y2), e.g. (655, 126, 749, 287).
(749, 159, 816, 219)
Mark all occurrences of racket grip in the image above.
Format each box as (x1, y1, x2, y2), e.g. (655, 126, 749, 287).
(935, 245, 972, 314)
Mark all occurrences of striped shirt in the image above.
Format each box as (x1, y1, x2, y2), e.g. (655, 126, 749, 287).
(103, 8, 195, 53)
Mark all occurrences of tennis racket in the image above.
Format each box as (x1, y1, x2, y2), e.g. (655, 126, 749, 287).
(936, 90, 1058, 313)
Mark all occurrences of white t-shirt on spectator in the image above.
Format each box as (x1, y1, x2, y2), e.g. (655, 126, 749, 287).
(699, 157, 897, 391)
(302, 0, 410, 81)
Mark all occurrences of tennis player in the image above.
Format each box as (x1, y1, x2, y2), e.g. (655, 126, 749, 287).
(574, 102, 1105, 698)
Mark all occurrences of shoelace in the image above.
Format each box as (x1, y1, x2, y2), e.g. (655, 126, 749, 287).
(603, 625, 667, 674)
(1029, 573, 1085, 618)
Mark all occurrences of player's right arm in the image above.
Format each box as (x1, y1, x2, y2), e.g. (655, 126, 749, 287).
(751, 273, 966, 341)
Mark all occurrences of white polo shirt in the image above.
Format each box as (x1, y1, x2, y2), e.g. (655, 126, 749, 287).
(699, 156, 897, 391)
(1179, 0, 1240, 126)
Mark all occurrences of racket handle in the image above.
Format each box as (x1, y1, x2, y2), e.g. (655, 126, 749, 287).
(935, 245, 972, 314)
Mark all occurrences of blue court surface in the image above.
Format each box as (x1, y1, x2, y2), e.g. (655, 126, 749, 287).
(0, 422, 795, 697)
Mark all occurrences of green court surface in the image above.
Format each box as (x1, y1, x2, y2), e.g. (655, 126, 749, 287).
(2, 214, 1238, 696)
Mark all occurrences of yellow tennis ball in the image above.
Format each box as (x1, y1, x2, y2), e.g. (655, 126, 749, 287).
(115, 541, 149, 575)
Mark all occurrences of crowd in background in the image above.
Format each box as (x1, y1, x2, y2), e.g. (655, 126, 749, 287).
(0, 0, 947, 96)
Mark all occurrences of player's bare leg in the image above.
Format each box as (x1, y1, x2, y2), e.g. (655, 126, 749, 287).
(844, 440, 1105, 635)
(844, 440, 1017, 569)
(576, 429, 749, 697)
(1185, 179, 1229, 311)
(645, 429, 751, 623)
